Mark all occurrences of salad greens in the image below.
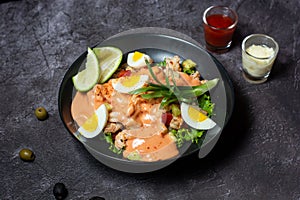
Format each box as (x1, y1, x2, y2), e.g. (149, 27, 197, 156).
(129, 58, 217, 148)
(171, 128, 205, 147)
(103, 133, 123, 154)
(198, 94, 214, 117)
(182, 59, 197, 75)
(103, 56, 217, 154)
(171, 94, 214, 147)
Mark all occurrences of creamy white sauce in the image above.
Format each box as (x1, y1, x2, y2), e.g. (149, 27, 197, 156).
(247, 44, 274, 59)
(242, 44, 276, 77)
(132, 138, 145, 149)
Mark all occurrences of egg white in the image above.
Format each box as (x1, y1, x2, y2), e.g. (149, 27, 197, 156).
(180, 102, 216, 130)
(127, 52, 151, 68)
(112, 74, 149, 93)
(78, 104, 108, 138)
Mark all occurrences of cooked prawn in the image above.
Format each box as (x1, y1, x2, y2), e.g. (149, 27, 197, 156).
(94, 79, 114, 109)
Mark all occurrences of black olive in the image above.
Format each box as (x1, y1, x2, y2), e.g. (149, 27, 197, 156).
(53, 182, 68, 200)
(35, 107, 48, 121)
(19, 148, 35, 162)
(89, 197, 105, 200)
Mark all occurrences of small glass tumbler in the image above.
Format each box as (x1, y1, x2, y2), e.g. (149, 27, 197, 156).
(202, 6, 238, 53)
(241, 34, 279, 84)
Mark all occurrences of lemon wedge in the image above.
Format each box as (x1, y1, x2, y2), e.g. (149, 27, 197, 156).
(93, 46, 123, 83)
(72, 47, 100, 92)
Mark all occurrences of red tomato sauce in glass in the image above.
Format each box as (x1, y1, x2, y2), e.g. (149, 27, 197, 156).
(204, 14, 236, 47)
(207, 14, 234, 28)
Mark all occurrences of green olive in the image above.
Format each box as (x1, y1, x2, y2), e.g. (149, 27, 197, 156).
(19, 148, 35, 162)
(35, 107, 48, 121)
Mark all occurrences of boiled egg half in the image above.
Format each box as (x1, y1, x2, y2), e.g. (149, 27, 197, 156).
(127, 51, 151, 68)
(180, 102, 216, 130)
(78, 104, 108, 138)
(112, 74, 149, 93)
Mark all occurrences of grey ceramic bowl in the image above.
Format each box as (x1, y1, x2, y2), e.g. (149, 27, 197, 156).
(58, 28, 234, 173)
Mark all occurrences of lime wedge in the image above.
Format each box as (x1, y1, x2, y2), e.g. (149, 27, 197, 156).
(93, 46, 123, 83)
(72, 47, 100, 92)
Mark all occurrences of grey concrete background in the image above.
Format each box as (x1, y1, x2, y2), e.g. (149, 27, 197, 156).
(0, 0, 299, 199)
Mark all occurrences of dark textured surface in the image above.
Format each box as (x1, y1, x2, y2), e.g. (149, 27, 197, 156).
(0, 0, 299, 199)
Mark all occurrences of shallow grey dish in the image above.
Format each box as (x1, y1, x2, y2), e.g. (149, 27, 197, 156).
(58, 28, 234, 173)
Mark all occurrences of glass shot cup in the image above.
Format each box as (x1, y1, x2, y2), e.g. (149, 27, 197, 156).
(241, 34, 279, 84)
(202, 6, 238, 53)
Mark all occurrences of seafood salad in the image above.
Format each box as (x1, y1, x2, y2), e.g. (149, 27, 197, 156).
(71, 48, 219, 162)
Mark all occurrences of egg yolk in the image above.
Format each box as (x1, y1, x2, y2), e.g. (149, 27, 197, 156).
(133, 51, 144, 62)
(82, 113, 98, 132)
(188, 106, 208, 122)
(122, 75, 141, 87)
